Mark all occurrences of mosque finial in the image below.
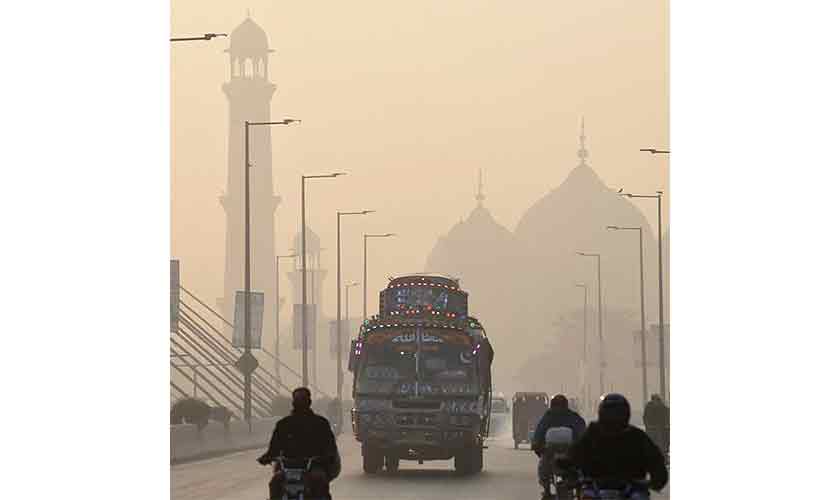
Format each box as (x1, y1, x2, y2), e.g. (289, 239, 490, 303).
(476, 169, 486, 206)
(577, 116, 589, 167)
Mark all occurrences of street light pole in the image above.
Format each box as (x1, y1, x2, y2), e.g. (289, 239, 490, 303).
(301, 172, 345, 389)
(575, 283, 588, 403)
(346, 282, 359, 327)
(343, 281, 359, 396)
(621, 187, 667, 399)
(336, 211, 372, 404)
(577, 252, 604, 396)
(362, 233, 396, 319)
(656, 194, 665, 398)
(170, 33, 227, 42)
(243, 118, 299, 428)
(275, 255, 279, 393)
(607, 225, 648, 405)
(275, 253, 297, 394)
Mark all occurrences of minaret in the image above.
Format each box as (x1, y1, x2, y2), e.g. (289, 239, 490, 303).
(219, 16, 281, 346)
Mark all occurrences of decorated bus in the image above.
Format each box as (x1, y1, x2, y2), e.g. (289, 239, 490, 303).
(348, 274, 494, 475)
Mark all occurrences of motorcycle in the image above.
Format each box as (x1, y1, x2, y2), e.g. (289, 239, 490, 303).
(267, 454, 331, 500)
(544, 427, 578, 499)
(577, 478, 651, 500)
(551, 452, 652, 500)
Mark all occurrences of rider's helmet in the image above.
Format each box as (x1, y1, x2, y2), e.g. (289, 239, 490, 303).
(550, 394, 569, 410)
(598, 393, 631, 432)
(291, 387, 312, 412)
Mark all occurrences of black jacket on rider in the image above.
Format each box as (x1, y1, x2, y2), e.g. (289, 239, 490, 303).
(568, 421, 668, 491)
(263, 408, 339, 468)
(531, 407, 586, 455)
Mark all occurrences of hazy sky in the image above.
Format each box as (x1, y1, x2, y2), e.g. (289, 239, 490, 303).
(171, 0, 669, 316)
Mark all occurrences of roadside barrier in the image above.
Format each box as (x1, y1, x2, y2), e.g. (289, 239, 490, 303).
(170, 418, 276, 463)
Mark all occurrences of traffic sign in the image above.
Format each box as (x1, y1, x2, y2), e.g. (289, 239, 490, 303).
(235, 351, 259, 375)
(233, 291, 265, 348)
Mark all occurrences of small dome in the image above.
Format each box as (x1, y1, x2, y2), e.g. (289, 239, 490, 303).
(227, 17, 271, 54)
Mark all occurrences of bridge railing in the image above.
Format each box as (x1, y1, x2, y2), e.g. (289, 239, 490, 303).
(171, 285, 332, 421)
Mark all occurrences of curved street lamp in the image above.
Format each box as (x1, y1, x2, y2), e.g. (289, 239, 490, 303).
(170, 33, 228, 42)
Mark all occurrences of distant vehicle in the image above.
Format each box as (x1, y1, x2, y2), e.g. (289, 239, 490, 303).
(347, 274, 494, 475)
(511, 392, 548, 449)
(488, 393, 510, 436)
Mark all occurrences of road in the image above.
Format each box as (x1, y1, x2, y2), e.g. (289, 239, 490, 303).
(172, 432, 669, 500)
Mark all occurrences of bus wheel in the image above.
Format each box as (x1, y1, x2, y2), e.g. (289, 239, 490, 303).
(385, 454, 399, 473)
(362, 445, 383, 474)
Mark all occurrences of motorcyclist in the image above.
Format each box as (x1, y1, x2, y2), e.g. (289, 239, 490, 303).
(258, 387, 341, 499)
(565, 393, 668, 495)
(643, 394, 669, 456)
(532, 394, 586, 499)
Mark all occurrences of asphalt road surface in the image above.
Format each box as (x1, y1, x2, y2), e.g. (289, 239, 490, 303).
(171, 433, 669, 500)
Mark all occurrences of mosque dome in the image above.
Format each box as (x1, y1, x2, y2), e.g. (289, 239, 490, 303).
(512, 122, 658, 315)
(227, 16, 272, 55)
(425, 171, 517, 325)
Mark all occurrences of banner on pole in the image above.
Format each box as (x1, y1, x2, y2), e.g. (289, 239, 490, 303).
(292, 304, 317, 350)
(170, 260, 180, 333)
(233, 291, 264, 348)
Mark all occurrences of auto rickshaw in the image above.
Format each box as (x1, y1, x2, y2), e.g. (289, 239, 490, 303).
(511, 391, 549, 449)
